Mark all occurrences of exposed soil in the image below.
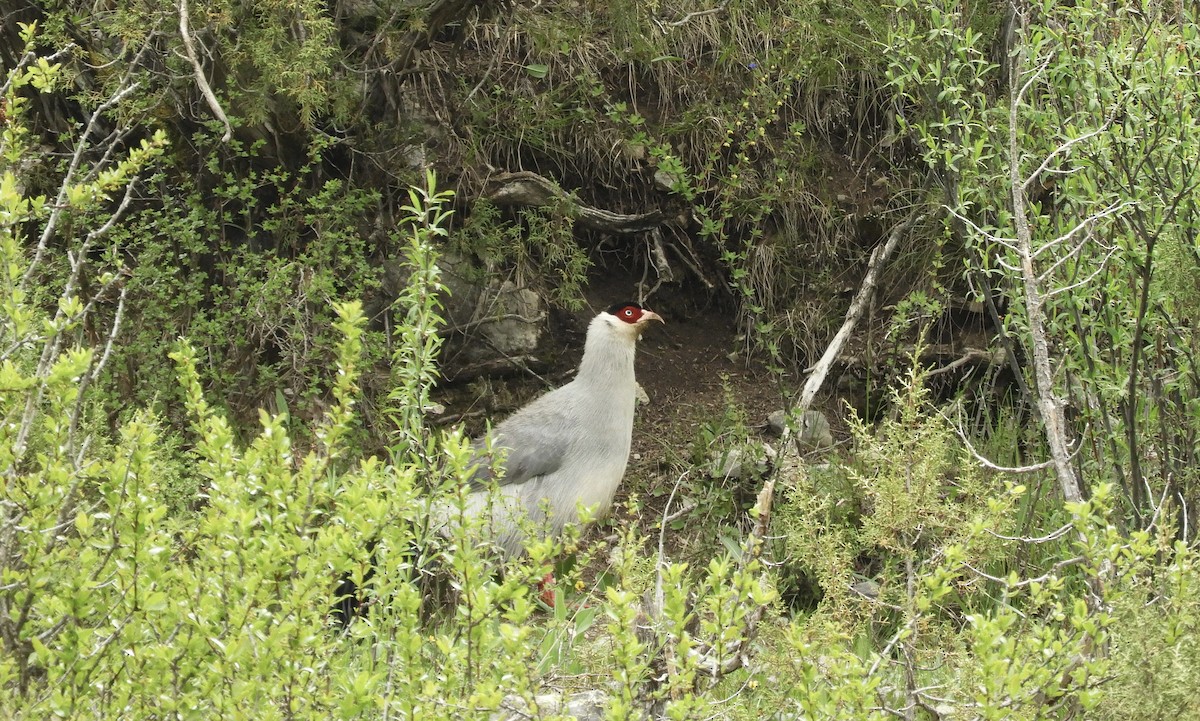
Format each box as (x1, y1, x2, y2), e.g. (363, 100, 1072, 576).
(624, 300, 780, 484)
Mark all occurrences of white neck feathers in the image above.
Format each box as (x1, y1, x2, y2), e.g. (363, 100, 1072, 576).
(576, 315, 637, 386)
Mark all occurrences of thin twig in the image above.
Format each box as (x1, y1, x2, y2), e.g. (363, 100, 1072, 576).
(940, 407, 1056, 474)
(20, 81, 140, 290)
(984, 522, 1074, 544)
(1021, 123, 1112, 193)
(924, 348, 1003, 377)
(654, 2, 729, 30)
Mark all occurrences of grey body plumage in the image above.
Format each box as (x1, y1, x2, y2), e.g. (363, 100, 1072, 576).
(465, 303, 662, 555)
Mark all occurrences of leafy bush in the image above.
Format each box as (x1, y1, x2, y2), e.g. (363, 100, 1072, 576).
(0, 77, 779, 709)
(7, 8, 1200, 721)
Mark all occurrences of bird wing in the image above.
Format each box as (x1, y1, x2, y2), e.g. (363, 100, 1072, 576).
(467, 401, 574, 490)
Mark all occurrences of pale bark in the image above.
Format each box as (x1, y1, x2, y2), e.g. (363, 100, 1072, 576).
(792, 211, 922, 416)
(179, 0, 232, 143)
(1007, 31, 1084, 504)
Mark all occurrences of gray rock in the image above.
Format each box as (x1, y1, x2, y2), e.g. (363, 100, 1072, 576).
(851, 579, 880, 599)
(709, 443, 777, 481)
(497, 690, 608, 720)
(766, 410, 788, 437)
(377, 249, 481, 330)
(796, 410, 834, 451)
(635, 382, 649, 406)
(477, 281, 543, 356)
(765, 409, 834, 451)
(654, 167, 678, 192)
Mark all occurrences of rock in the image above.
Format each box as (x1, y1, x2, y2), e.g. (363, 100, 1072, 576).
(654, 167, 677, 192)
(635, 382, 649, 406)
(765, 409, 834, 451)
(476, 281, 543, 356)
(766, 410, 788, 437)
(709, 442, 777, 481)
(375, 249, 481, 330)
(796, 410, 834, 451)
(497, 690, 608, 720)
(851, 579, 880, 599)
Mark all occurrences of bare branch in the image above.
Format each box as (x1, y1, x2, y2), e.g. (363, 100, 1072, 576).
(994, 256, 1021, 273)
(795, 211, 923, 415)
(0, 46, 74, 97)
(925, 347, 1004, 377)
(656, 470, 691, 590)
(946, 205, 1007, 246)
(985, 522, 1074, 544)
(1043, 245, 1118, 298)
(665, 233, 716, 289)
(660, 499, 697, 526)
(179, 0, 233, 143)
(940, 407, 1056, 473)
(639, 228, 675, 302)
(485, 171, 666, 234)
(93, 284, 130, 387)
(653, 2, 729, 31)
(84, 176, 141, 248)
(868, 614, 922, 678)
(1007, 26, 1084, 504)
(68, 281, 129, 458)
(20, 81, 141, 290)
(1031, 200, 1130, 262)
(961, 557, 1086, 588)
(1021, 124, 1111, 193)
(1013, 55, 1051, 111)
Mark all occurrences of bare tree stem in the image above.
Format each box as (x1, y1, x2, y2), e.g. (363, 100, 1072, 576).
(1006, 12, 1083, 505)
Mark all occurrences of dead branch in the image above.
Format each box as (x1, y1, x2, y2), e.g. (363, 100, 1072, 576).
(1022, 123, 1111, 193)
(179, 0, 232, 143)
(639, 228, 675, 301)
(395, 0, 482, 72)
(1007, 35, 1082, 504)
(985, 522, 1075, 544)
(924, 347, 1005, 377)
(700, 477, 775, 679)
(21, 80, 140, 290)
(943, 407, 1057, 474)
(484, 171, 666, 234)
(440, 354, 546, 384)
(794, 211, 923, 417)
(653, 2, 730, 31)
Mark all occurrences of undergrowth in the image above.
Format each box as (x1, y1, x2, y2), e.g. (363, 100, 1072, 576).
(6, 7, 1200, 721)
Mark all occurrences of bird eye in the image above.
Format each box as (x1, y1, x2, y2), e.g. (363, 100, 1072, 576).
(624, 309, 634, 317)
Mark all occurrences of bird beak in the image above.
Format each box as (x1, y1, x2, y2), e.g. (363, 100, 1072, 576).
(639, 310, 665, 329)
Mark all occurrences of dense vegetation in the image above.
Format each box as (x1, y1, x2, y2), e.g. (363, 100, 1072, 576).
(3, 0, 1199, 718)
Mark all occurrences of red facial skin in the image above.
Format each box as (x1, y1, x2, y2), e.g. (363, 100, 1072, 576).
(608, 303, 663, 326)
(613, 304, 648, 324)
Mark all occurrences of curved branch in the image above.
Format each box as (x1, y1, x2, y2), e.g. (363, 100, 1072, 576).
(179, 0, 232, 143)
(484, 171, 666, 234)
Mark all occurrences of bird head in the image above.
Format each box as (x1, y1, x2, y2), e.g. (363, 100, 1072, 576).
(601, 301, 665, 340)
